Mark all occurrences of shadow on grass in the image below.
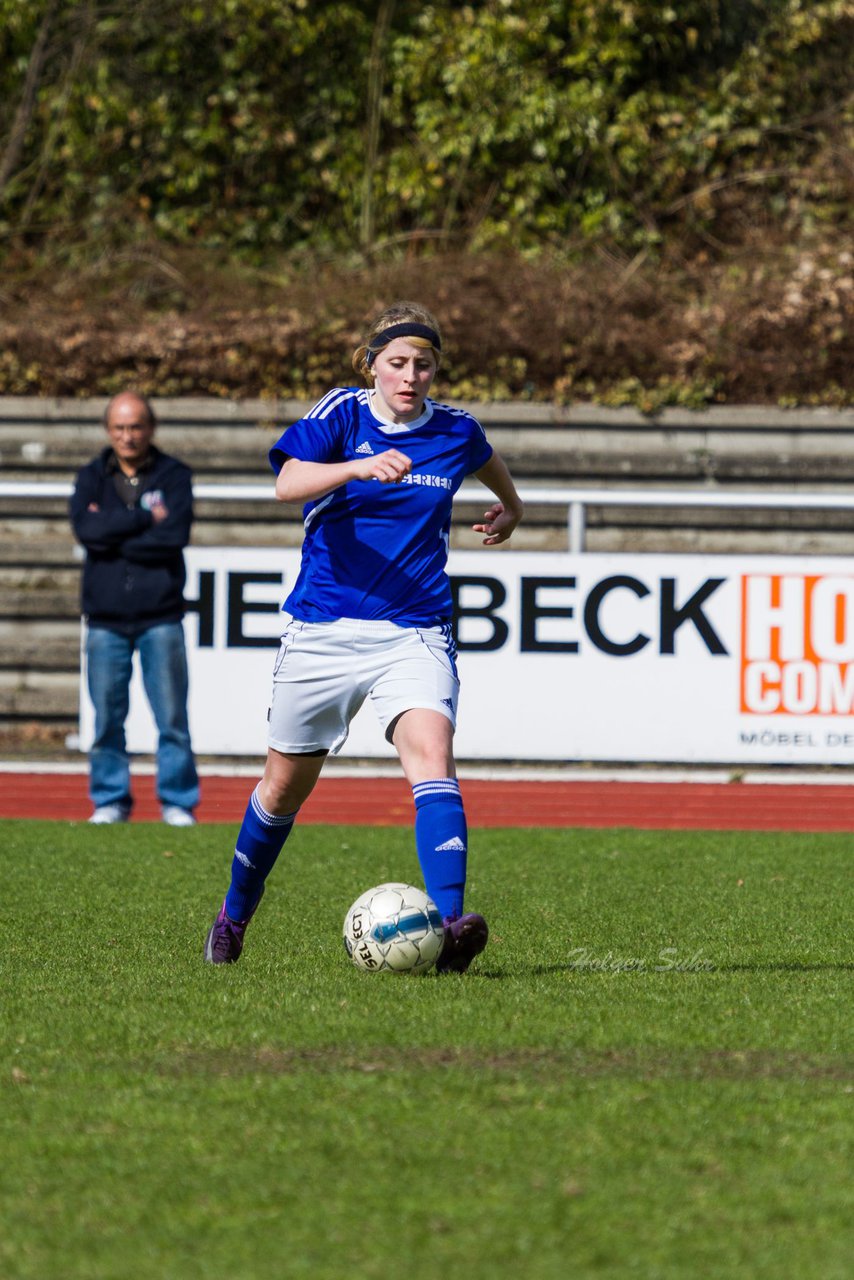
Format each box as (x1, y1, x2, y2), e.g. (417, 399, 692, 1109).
(715, 961, 854, 973)
(521, 961, 854, 977)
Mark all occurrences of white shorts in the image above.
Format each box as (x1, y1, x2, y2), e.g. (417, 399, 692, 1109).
(267, 615, 460, 755)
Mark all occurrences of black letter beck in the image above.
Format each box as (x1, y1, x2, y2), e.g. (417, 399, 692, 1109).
(659, 578, 728, 655)
(583, 576, 651, 656)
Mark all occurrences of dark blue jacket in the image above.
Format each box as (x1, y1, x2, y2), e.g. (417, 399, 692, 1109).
(70, 446, 193, 633)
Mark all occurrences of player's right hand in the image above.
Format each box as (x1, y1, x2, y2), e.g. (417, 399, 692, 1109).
(361, 449, 412, 484)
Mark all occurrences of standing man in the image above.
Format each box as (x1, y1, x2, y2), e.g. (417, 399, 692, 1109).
(70, 391, 199, 826)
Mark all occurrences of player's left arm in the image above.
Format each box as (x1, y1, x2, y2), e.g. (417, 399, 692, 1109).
(471, 451, 524, 546)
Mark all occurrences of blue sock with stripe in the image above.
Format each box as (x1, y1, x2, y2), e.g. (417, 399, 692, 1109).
(412, 778, 467, 922)
(225, 784, 297, 921)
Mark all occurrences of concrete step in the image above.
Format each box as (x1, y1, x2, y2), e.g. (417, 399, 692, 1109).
(0, 669, 79, 717)
(3, 398, 854, 487)
(0, 568, 80, 618)
(0, 620, 81, 670)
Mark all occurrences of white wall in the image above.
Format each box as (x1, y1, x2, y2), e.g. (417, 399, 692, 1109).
(80, 548, 854, 766)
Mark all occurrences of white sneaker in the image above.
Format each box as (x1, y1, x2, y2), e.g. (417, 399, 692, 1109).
(89, 804, 130, 825)
(162, 805, 196, 827)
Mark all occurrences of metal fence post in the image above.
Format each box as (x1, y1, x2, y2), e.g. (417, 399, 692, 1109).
(568, 500, 586, 554)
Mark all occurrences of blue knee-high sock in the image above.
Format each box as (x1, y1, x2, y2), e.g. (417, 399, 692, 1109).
(225, 784, 297, 922)
(412, 779, 467, 923)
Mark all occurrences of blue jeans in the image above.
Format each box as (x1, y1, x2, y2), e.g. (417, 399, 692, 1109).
(87, 622, 199, 812)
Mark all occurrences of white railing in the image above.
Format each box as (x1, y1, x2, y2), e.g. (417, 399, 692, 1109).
(2, 480, 853, 553)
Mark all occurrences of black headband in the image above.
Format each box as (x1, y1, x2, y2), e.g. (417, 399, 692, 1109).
(365, 322, 441, 365)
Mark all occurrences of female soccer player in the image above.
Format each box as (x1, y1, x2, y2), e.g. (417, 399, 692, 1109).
(204, 302, 524, 970)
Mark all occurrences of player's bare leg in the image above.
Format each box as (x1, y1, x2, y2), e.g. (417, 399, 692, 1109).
(258, 746, 328, 814)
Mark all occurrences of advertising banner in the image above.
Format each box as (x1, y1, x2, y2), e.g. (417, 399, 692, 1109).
(79, 548, 854, 765)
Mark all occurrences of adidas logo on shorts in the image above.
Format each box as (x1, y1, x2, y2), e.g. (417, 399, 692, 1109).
(435, 836, 466, 852)
(355, 441, 374, 455)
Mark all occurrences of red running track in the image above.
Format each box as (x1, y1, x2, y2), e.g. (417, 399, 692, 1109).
(0, 770, 853, 831)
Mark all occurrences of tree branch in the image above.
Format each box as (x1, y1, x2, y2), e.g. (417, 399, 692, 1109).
(0, 0, 61, 200)
(361, 0, 396, 252)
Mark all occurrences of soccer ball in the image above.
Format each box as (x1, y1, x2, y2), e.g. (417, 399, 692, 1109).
(343, 882, 445, 974)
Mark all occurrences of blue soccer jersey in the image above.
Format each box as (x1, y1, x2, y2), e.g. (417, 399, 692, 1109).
(269, 388, 494, 625)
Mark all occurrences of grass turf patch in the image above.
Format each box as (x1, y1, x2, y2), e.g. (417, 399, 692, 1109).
(1, 820, 851, 1279)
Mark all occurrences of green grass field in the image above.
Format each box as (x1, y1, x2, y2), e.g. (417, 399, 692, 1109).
(1, 818, 851, 1280)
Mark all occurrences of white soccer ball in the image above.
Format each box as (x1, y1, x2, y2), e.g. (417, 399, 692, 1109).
(343, 882, 445, 974)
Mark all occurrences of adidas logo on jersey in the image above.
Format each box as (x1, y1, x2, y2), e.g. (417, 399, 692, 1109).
(355, 441, 374, 455)
(435, 836, 466, 852)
